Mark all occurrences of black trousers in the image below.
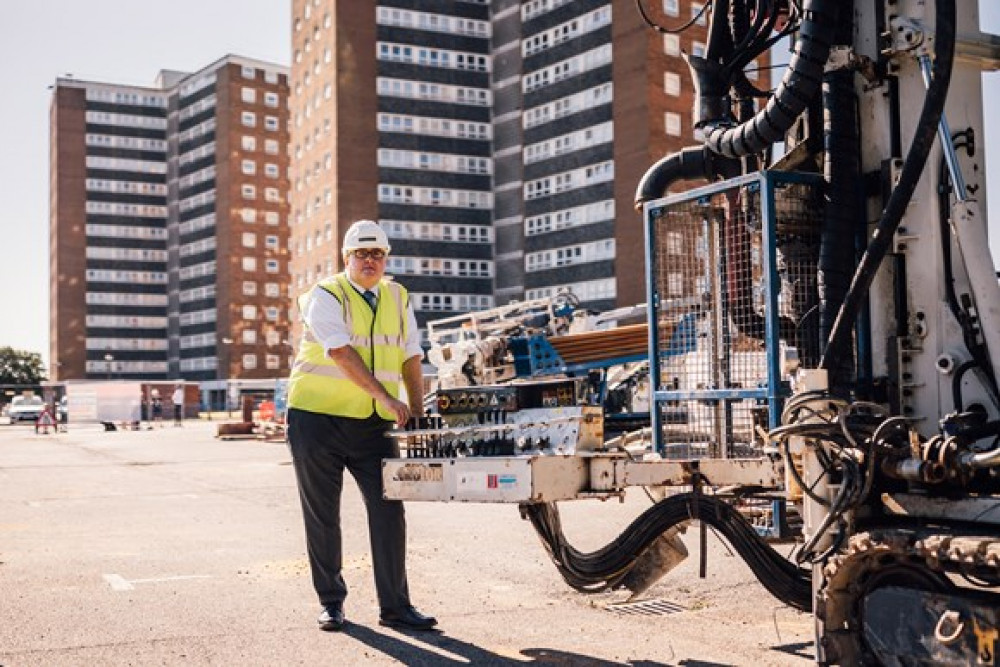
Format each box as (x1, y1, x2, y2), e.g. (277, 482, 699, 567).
(287, 408, 410, 611)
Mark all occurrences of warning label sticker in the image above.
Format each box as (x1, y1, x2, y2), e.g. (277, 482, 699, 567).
(392, 463, 443, 483)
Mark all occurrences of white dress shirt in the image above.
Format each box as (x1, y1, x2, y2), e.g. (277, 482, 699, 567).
(300, 276, 423, 360)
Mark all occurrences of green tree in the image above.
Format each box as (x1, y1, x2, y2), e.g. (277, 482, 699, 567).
(0, 347, 47, 385)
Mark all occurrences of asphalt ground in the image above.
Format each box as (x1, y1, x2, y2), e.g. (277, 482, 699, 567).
(0, 420, 814, 666)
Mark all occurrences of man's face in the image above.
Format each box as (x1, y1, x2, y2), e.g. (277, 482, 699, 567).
(345, 247, 387, 288)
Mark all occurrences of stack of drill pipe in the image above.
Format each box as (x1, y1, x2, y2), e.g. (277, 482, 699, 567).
(547, 323, 653, 365)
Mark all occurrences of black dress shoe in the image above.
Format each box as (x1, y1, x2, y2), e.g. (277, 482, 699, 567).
(318, 605, 345, 631)
(379, 605, 438, 631)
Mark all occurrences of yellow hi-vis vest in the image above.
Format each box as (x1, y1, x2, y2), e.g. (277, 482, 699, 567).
(288, 273, 409, 420)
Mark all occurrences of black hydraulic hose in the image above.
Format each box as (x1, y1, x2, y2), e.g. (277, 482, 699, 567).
(937, 134, 971, 325)
(700, 0, 838, 158)
(728, 1, 783, 74)
(818, 56, 861, 391)
(953, 360, 977, 411)
(730, 0, 767, 57)
(522, 493, 812, 611)
(821, 0, 957, 369)
(707, 0, 733, 63)
(634, 146, 736, 210)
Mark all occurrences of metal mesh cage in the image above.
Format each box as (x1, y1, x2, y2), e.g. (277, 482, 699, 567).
(646, 172, 824, 459)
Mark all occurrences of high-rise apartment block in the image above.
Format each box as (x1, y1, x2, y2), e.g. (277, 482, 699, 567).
(50, 56, 291, 392)
(288, 1, 764, 331)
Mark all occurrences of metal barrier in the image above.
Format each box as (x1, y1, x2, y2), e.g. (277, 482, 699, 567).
(644, 171, 824, 459)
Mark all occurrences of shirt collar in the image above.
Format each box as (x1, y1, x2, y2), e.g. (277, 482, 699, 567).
(345, 274, 378, 297)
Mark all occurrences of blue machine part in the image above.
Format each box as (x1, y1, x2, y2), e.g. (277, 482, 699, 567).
(508, 313, 698, 379)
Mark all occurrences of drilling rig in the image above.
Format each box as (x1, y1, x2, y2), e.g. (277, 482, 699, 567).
(383, 1, 1000, 662)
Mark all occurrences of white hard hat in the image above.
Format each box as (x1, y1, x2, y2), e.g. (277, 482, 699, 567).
(342, 219, 390, 255)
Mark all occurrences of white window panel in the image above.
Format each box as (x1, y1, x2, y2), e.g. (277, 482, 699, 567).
(376, 77, 491, 106)
(523, 44, 611, 93)
(522, 6, 610, 57)
(526, 278, 616, 302)
(523, 83, 612, 130)
(665, 112, 682, 136)
(664, 72, 681, 96)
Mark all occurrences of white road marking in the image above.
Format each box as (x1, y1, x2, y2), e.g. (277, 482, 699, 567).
(103, 573, 211, 591)
(103, 573, 134, 591)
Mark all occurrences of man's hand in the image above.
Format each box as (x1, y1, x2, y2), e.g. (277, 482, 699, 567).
(381, 397, 411, 427)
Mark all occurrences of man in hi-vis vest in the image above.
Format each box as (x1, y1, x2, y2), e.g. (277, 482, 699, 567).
(287, 219, 436, 632)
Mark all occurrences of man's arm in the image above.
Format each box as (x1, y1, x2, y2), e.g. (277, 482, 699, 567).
(402, 355, 424, 415)
(326, 345, 411, 425)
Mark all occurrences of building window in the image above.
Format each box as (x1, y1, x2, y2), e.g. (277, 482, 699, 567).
(241, 159, 256, 175)
(241, 66, 256, 79)
(264, 235, 279, 249)
(692, 41, 706, 57)
(242, 257, 257, 272)
(667, 231, 685, 255)
(264, 91, 279, 107)
(264, 187, 280, 202)
(264, 212, 279, 225)
(665, 112, 682, 136)
(242, 232, 256, 248)
(265, 259, 279, 273)
(265, 307, 279, 321)
(242, 281, 257, 296)
(264, 139, 279, 154)
(241, 135, 256, 151)
(242, 305, 257, 320)
(691, 3, 707, 25)
(264, 116, 279, 131)
(664, 72, 681, 96)
(242, 354, 257, 369)
(241, 111, 256, 127)
(241, 208, 256, 223)
(266, 354, 280, 370)
(242, 329, 257, 344)
(241, 185, 256, 199)
(264, 282, 280, 298)
(668, 272, 685, 296)
(663, 0, 679, 16)
(663, 34, 680, 56)
(264, 163, 279, 178)
(241, 87, 256, 103)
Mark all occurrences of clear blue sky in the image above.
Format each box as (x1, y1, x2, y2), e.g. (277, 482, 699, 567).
(0, 2, 997, 366)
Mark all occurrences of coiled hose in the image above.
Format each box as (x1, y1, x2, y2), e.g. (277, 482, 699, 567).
(522, 492, 812, 611)
(700, 0, 839, 158)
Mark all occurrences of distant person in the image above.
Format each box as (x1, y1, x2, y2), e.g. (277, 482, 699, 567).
(151, 390, 164, 427)
(171, 385, 184, 426)
(35, 404, 55, 435)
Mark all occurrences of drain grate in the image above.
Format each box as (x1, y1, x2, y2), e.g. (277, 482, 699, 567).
(606, 598, 687, 617)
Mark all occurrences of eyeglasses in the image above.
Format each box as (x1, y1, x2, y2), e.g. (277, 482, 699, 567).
(351, 249, 386, 260)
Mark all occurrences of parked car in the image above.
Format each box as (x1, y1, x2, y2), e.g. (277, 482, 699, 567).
(9, 395, 45, 422)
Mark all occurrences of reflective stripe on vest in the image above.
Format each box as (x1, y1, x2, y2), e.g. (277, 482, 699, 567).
(287, 273, 408, 419)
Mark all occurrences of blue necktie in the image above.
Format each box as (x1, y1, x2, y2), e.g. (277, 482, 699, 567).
(362, 289, 377, 311)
